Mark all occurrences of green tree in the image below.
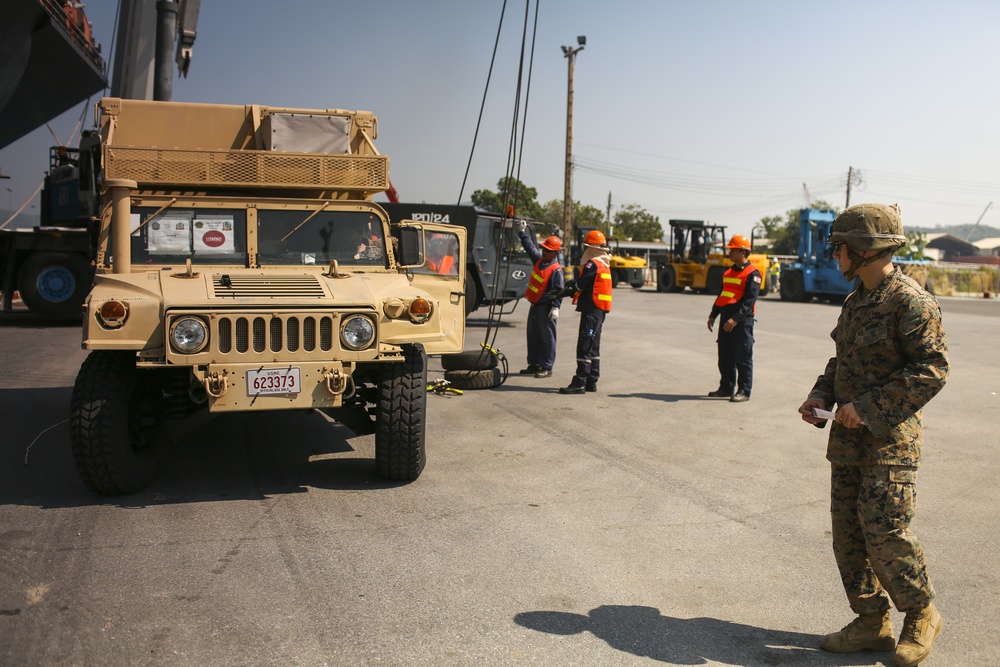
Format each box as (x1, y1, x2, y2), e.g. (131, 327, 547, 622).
(470, 177, 544, 220)
(611, 203, 663, 242)
(540, 199, 607, 237)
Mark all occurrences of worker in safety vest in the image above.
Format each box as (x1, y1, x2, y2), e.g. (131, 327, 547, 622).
(558, 229, 612, 395)
(516, 221, 564, 378)
(707, 234, 761, 402)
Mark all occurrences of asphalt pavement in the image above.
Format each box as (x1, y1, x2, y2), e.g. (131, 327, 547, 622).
(0, 288, 997, 666)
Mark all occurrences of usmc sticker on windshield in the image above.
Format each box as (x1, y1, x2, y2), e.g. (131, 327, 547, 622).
(247, 366, 301, 396)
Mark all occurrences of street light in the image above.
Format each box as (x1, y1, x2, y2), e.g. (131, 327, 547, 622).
(561, 35, 585, 246)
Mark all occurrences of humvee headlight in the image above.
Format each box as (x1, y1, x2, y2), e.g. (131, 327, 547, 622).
(98, 300, 128, 328)
(170, 317, 208, 353)
(408, 298, 432, 323)
(341, 314, 375, 350)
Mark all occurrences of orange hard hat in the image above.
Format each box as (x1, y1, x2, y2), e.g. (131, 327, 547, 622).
(541, 235, 562, 252)
(725, 234, 751, 251)
(584, 230, 607, 246)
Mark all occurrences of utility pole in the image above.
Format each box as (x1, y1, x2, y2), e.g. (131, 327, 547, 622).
(561, 36, 585, 243)
(845, 166, 853, 208)
(605, 191, 612, 237)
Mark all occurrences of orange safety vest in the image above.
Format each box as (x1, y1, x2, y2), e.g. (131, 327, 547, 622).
(573, 257, 613, 312)
(525, 260, 561, 303)
(714, 264, 758, 314)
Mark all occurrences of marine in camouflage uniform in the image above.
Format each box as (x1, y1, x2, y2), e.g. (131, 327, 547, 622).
(799, 203, 948, 667)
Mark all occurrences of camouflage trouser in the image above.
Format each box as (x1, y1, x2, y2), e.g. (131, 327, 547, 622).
(830, 463, 934, 615)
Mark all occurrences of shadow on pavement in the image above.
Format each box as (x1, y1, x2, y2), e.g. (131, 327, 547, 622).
(515, 604, 892, 666)
(0, 386, 409, 510)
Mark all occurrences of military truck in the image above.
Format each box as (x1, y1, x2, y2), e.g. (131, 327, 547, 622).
(69, 98, 466, 495)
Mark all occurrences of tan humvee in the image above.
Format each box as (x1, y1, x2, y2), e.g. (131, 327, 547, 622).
(69, 98, 466, 495)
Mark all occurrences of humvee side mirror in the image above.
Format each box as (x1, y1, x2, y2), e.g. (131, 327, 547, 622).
(396, 226, 423, 267)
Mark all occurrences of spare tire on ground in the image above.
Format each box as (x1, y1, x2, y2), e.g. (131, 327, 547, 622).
(440, 349, 498, 371)
(443, 368, 503, 390)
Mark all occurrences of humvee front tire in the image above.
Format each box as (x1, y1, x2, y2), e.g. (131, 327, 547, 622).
(69, 351, 159, 495)
(375, 344, 427, 481)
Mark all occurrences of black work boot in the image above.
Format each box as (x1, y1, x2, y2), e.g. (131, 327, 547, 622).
(894, 603, 942, 667)
(519, 365, 540, 375)
(730, 391, 750, 403)
(707, 389, 731, 398)
(559, 381, 586, 395)
(820, 611, 895, 653)
(585, 381, 597, 393)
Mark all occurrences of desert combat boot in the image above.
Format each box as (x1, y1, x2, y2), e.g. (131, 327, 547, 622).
(894, 603, 942, 667)
(820, 611, 895, 653)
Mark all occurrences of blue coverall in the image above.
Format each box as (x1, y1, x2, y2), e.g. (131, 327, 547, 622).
(518, 229, 564, 372)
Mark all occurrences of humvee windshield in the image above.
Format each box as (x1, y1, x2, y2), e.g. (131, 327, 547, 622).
(128, 206, 388, 268)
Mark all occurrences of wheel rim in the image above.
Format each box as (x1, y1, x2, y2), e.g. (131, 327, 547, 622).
(35, 265, 76, 303)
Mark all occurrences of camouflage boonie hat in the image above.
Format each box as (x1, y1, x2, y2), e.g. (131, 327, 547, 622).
(830, 203, 906, 252)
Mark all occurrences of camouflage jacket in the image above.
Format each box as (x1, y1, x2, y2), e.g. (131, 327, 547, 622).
(809, 267, 949, 466)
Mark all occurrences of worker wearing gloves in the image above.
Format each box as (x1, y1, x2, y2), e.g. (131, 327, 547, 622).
(517, 221, 564, 378)
(707, 235, 760, 402)
(558, 230, 612, 394)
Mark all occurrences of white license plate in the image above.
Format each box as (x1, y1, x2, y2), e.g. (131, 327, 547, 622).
(246, 367, 301, 396)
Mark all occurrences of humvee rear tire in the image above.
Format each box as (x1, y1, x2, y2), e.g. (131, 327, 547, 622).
(375, 344, 427, 481)
(441, 349, 498, 371)
(443, 368, 502, 390)
(69, 351, 159, 495)
(17, 252, 90, 319)
(464, 276, 479, 316)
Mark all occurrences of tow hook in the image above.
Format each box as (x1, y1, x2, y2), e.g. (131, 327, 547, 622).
(324, 367, 348, 395)
(205, 370, 229, 398)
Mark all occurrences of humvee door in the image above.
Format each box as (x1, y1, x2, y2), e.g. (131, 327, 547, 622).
(397, 221, 467, 355)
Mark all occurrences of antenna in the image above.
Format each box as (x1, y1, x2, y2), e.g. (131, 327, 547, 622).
(966, 201, 993, 241)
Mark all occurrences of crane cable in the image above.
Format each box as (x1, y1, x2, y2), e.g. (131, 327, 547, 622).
(454, 0, 539, 383)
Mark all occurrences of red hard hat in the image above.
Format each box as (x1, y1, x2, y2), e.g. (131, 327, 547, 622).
(584, 230, 607, 246)
(541, 235, 562, 251)
(725, 234, 751, 251)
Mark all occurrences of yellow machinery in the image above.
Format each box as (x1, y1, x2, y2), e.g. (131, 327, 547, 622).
(656, 220, 769, 295)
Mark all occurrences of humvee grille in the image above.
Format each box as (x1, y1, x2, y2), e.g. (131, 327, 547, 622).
(216, 314, 336, 355)
(212, 274, 327, 298)
(105, 146, 389, 194)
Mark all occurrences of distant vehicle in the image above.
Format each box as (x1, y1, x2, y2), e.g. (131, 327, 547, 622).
(569, 226, 647, 288)
(380, 203, 536, 316)
(655, 219, 769, 295)
(779, 208, 852, 302)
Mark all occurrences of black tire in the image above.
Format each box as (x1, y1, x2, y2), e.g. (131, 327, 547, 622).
(440, 349, 498, 371)
(69, 351, 159, 495)
(610, 269, 623, 288)
(629, 270, 645, 289)
(375, 344, 427, 481)
(17, 252, 91, 319)
(706, 266, 726, 295)
(780, 270, 807, 302)
(658, 266, 681, 293)
(464, 274, 479, 316)
(443, 368, 502, 390)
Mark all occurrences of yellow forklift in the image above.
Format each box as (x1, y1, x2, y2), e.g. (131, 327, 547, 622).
(655, 219, 769, 295)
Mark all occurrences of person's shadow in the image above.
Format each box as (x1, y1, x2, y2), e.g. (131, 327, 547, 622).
(515, 605, 891, 666)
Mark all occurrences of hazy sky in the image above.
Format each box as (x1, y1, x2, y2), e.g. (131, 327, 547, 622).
(3, 0, 999, 238)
